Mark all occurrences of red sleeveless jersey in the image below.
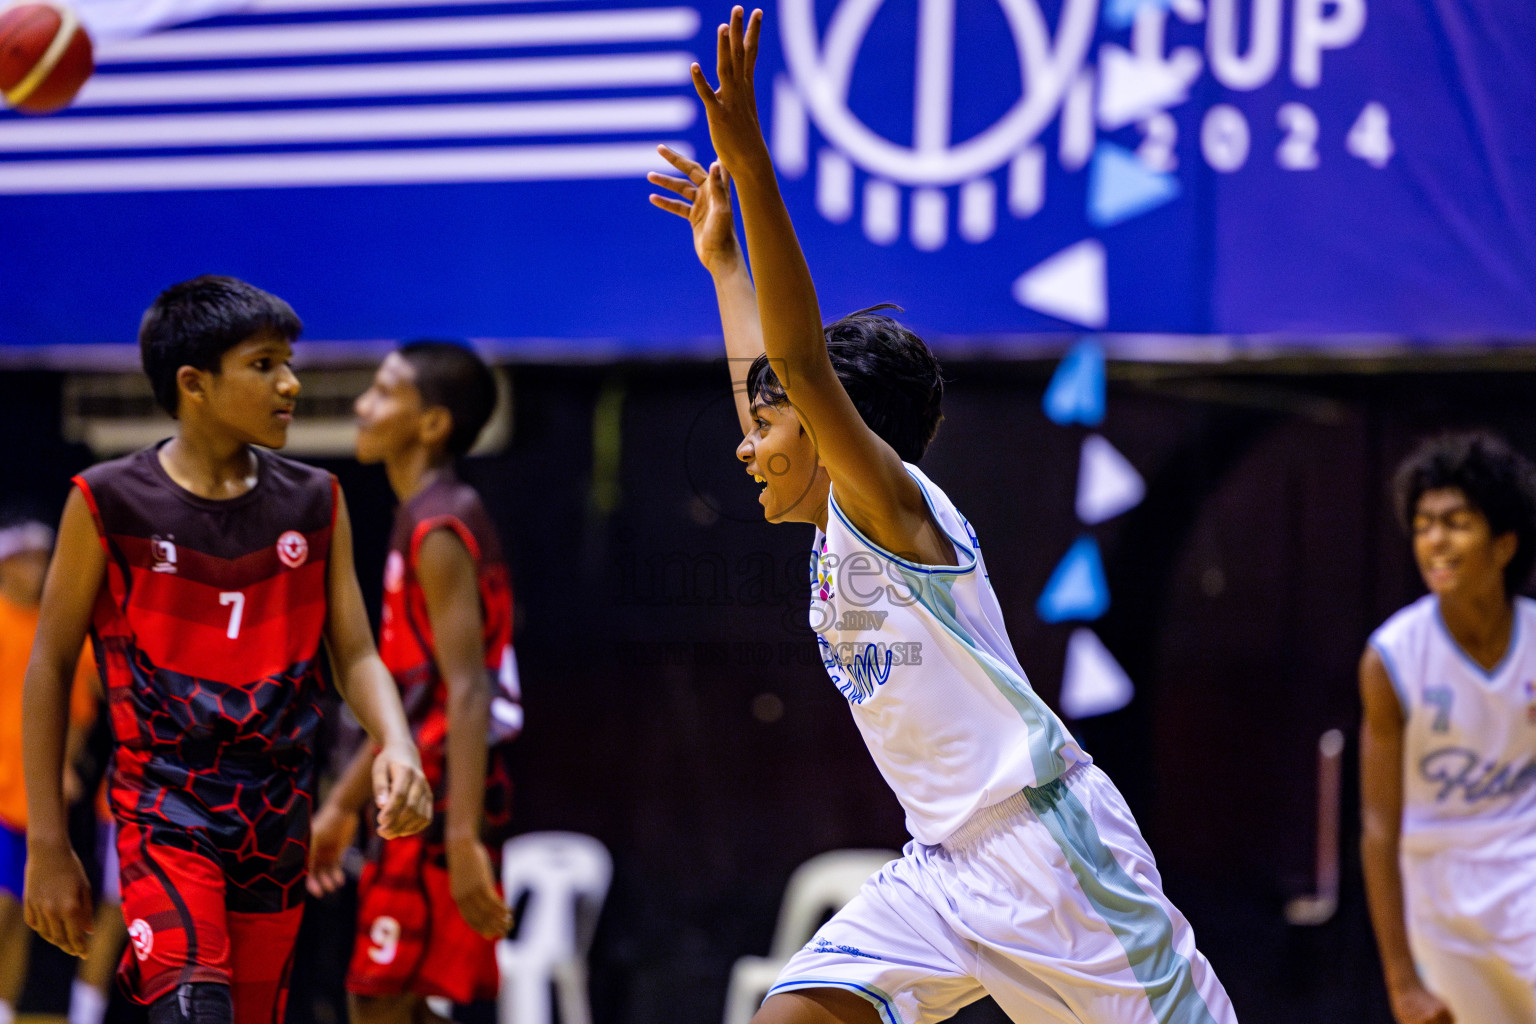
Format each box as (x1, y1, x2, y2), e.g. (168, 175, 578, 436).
(73, 444, 334, 911)
(379, 473, 518, 834)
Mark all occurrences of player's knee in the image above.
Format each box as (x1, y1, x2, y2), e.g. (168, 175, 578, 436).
(148, 983, 233, 1024)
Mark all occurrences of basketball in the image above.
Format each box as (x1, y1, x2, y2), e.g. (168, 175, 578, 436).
(0, 2, 93, 114)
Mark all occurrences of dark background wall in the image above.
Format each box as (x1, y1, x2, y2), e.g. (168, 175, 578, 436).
(9, 359, 1536, 1024)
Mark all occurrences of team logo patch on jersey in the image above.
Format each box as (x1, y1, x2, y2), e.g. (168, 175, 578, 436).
(276, 530, 309, 569)
(1525, 680, 1536, 725)
(812, 538, 835, 603)
(128, 919, 153, 961)
(384, 550, 405, 594)
(150, 536, 177, 574)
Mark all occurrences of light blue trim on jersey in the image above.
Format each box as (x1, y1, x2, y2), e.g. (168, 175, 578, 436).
(1432, 596, 1523, 682)
(1369, 638, 1411, 709)
(767, 979, 905, 1024)
(826, 473, 977, 577)
(891, 563, 1070, 787)
(1024, 779, 1221, 1024)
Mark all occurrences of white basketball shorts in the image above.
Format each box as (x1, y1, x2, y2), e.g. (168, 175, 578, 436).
(770, 763, 1236, 1024)
(1403, 844, 1536, 1024)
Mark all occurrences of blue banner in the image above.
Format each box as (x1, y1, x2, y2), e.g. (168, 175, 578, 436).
(1, 0, 1533, 356)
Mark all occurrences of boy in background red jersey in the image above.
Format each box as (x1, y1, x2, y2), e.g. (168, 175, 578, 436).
(309, 341, 519, 1024)
(22, 276, 433, 1024)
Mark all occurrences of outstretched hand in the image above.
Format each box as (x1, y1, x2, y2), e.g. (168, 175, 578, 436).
(691, 7, 768, 177)
(648, 146, 741, 274)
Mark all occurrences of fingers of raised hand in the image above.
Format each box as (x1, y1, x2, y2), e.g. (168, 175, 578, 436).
(647, 172, 696, 199)
(743, 8, 761, 75)
(724, 8, 759, 79)
(690, 62, 718, 107)
(656, 144, 705, 180)
(716, 21, 731, 84)
(648, 195, 692, 219)
(706, 161, 734, 198)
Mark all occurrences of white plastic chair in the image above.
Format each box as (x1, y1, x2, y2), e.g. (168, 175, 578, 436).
(721, 849, 900, 1024)
(496, 832, 613, 1024)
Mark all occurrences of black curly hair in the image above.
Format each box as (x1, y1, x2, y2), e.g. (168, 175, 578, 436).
(744, 305, 944, 464)
(1393, 430, 1536, 596)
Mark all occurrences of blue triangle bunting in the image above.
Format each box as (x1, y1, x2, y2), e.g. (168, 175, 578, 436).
(1037, 536, 1110, 623)
(1088, 142, 1181, 228)
(1043, 340, 1106, 427)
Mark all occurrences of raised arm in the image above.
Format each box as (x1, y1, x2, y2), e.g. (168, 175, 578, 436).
(649, 145, 763, 434)
(22, 487, 102, 957)
(324, 488, 432, 840)
(692, 8, 939, 558)
(1358, 647, 1453, 1024)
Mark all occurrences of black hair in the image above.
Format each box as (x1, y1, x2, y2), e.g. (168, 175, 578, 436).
(139, 276, 302, 417)
(744, 305, 944, 463)
(397, 340, 497, 457)
(1393, 430, 1536, 596)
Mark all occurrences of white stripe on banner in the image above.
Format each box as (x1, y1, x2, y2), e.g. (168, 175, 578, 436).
(94, 8, 701, 62)
(0, 140, 689, 192)
(73, 53, 693, 106)
(0, 97, 695, 149)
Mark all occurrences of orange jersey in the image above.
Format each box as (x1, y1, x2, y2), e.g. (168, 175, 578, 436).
(0, 592, 99, 829)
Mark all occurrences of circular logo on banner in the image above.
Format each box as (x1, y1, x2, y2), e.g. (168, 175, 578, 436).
(128, 919, 153, 961)
(276, 530, 308, 569)
(384, 550, 405, 593)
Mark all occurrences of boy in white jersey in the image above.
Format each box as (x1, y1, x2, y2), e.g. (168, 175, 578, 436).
(1360, 431, 1536, 1024)
(646, 9, 1237, 1024)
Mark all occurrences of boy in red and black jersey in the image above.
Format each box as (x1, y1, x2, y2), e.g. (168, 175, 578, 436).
(309, 341, 518, 1023)
(22, 277, 433, 1024)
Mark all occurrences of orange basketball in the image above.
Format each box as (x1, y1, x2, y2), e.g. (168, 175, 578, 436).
(0, 3, 93, 114)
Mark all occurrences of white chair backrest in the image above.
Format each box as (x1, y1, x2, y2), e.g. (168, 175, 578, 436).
(500, 831, 613, 966)
(767, 849, 898, 960)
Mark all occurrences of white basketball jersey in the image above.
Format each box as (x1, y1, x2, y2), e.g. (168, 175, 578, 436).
(810, 465, 1088, 846)
(1370, 595, 1536, 858)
